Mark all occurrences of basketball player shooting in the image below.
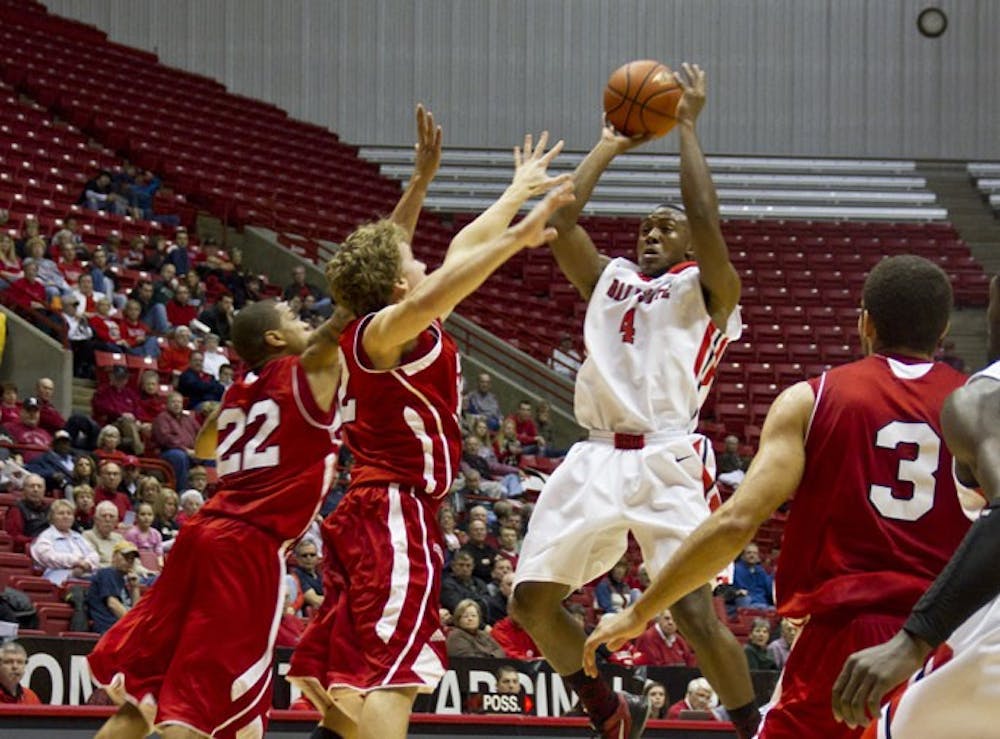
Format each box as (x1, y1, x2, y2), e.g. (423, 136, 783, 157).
(583, 256, 974, 739)
(508, 63, 761, 739)
(832, 275, 1000, 737)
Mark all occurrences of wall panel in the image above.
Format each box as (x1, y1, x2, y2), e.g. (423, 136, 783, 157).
(41, 0, 999, 158)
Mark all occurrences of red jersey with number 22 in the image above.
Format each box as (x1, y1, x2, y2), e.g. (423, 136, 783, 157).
(337, 315, 462, 499)
(199, 354, 339, 541)
(776, 354, 971, 619)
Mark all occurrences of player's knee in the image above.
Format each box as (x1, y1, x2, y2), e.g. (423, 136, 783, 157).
(509, 582, 560, 626)
(671, 599, 721, 645)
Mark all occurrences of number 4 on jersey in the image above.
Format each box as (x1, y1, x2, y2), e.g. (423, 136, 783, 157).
(619, 307, 637, 344)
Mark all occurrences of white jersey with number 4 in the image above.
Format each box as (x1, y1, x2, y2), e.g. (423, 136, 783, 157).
(575, 257, 742, 434)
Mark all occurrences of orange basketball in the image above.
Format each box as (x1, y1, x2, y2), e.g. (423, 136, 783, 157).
(603, 60, 682, 137)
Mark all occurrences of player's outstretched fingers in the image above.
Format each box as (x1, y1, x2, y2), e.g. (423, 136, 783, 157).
(582, 635, 601, 678)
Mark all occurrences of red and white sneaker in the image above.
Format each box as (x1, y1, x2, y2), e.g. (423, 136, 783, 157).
(593, 692, 652, 739)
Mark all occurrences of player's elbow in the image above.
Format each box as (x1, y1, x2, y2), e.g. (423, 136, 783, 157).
(716, 502, 763, 546)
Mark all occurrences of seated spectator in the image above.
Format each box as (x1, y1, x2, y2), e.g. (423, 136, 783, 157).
(3, 473, 50, 553)
(26, 430, 76, 490)
(595, 559, 635, 615)
(438, 506, 463, 564)
(176, 489, 204, 527)
(744, 618, 778, 671)
(165, 283, 198, 327)
(31, 499, 99, 585)
(71, 484, 95, 532)
(177, 352, 224, 409)
(6, 398, 53, 463)
(133, 475, 161, 509)
(732, 542, 775, 610)
(55, 236, 86, 287)
(152, 392, 200, 490)
(153, 263, 177, 304)
(83, 500, 124, 567)
(667, 678, 719, 720)
(120, 455, 142, 499)
(935, 339, 966, 373)
(87, 245, 118, 298)
(200, 334, 228, 379)
(445, 600, 505, 659)
(24, 237, 69, 299)
(485, 568, 514, 626)
(128, 280, 169, 335)
(291, 539, 323, 615)
(462, 436, 522, 499)
(158, 326, 194, 375)
(0, 642, 41, 705)
(153, 488, 180, 543)
(495, 664, 523, 696)
(198, 294, 234, 345)
(547, 334, 582, 379)
(136, 370, 166, 433)
(634, 609, 697, 667)
(506, 400, 546, 456)
(89, 298, 130, 353)
(489, 616, 542, 661)
(644, 681, 669, 720)
(182, 269, 206, 307)
(493, 419, 523, 467)
(440, 550, 490, 616)
(465, 373, 503, 431)
(0, 233, 22, 288)
(73, 273, 107, 316)
(282, 265, 330, 316)
(186, 465, 209, 497)
(91, 365, 142, 429)
(124, 501, 163, 573)
(85, 540, 142, 634)
(166, 227, 190, 276)
(218, 364, 235, 388)
(117, 299, 160, 357)
(92, 462, 132, 522)
(717, 435, 750, 488)
(94, 425, 130, 466)
(496, 526, 519, 568)
(0, 383, 20, 426)
(4, 260, 49, 313)
(79, 170, 128, 215)
(14, 217, 41, 258)
(61, 295, 98, 377)
(767, 618, 799, 671)
(460, 519, 499, 583)
(534, 399, 567, 458)
(69, 455, 98, 490)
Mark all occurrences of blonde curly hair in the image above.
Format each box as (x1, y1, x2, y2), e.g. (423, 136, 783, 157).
(325, 220, 405, 316)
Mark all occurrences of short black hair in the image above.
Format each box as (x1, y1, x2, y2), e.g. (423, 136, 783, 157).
(231, 300, 284, 369)
(654, 202, 686, 216)
(862, 255, 952, 355)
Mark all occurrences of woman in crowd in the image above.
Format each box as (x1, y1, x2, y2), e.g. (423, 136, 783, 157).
(69, 455, 98, 491)
(594, 559, 635, 615)
(153, 487, 180, 545)
(0, 233, 23, 288)
(32, 499, 99, 585)
(445, 600, 506, 659)
(744, 618, 778, 671)
(72, 484, 96, 532)
(437, 507, 463, 565)
(644, 681, 669, 720)
(176, 489, 203, 527)
(94, 425, 129, 465)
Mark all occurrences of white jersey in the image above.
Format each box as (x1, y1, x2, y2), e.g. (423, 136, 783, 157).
(968, 358, 1000, 385)
(575, 258, 742, 434)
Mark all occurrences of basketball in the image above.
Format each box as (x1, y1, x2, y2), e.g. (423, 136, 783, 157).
(603, 60, 682, 137)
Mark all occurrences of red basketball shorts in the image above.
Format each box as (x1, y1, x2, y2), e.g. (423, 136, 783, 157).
(759, 612, 904, 739)
(87, 515, 288, 737)
(289, 483, 448, 693)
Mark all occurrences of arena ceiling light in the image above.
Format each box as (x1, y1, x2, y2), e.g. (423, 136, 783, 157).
(917, 7, 948, 38)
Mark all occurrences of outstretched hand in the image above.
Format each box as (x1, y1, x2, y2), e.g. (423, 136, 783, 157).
(674, 62, 707, 125)
(831, 630, 929, 729)
(509, 181, 574, 248)
(600, 118, 657, 152)
(511, 131, 566, 197)
(582, 606, 647, 677)
(413, 103, 443, 179)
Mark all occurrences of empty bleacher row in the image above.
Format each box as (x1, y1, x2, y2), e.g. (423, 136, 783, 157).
(968, 162, 1000, 215)
(363, 146, 948, 222)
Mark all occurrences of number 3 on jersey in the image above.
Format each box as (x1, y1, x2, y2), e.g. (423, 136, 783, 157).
(869, 421, 940, 522)
(216, 399, 280, 475)
(619, 307, 637, 344)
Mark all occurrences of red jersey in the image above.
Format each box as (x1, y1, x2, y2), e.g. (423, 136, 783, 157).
(338, 316, 462, 499)
(777, 354, 971, 619)
(200, 354, 337, 541)
(117, 317, 151, 347)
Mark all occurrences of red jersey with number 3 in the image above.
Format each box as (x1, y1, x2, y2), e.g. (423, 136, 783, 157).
(199, 354, 339, 540)
(337, 315, 462, 499)
(776, 354, 972, 619)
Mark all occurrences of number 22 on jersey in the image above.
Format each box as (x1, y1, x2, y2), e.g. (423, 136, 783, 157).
(216, 399, 280, 475)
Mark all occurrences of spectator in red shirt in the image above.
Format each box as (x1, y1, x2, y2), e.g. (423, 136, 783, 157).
(152, 391, 201, 490)
(3, 473, 50, 553)
(4, 260, 48, 312)
(93, 461, 132, 521)
(634, 610, 698, 667)
(0, 642, 42, 705)
(136, 370, 166, 429)
(159, 325, 194, 376)
(506, 400, 546, 455)
(0, 233, 22, 288)
(667, 678, 719, 720)
(165, 283, 198, 328)
(6, 398, 53, 462)
(94, 425, 130, 466)
(56, 238, 85, 286)
(91, 366, 142, 427)
(89, 297, 129, 352)
(117, 299, 160, 357)
(0, 382, 20, 427)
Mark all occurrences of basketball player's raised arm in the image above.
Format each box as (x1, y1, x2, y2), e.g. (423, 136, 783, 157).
(582, 381, 814, 677)
(444, 132, 568, 264)
(299, 304, 355, 412)
(547, 126, 648, 300)
(193, 403, 222, 460)
(389, 104, 441, 242)
(364, 183, 574, 365)
(832, 381, 1000, 729)
(674, 63, 740, 330)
